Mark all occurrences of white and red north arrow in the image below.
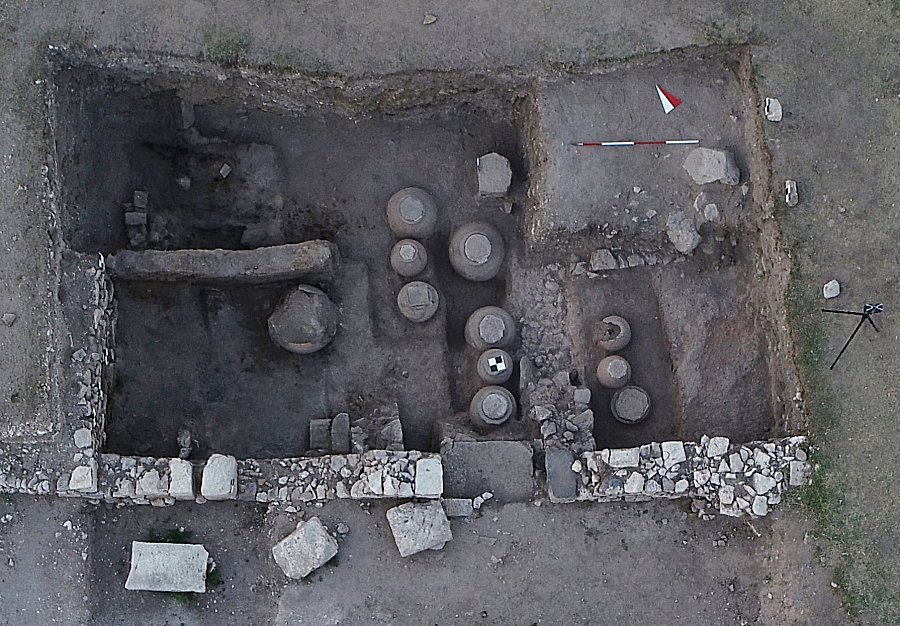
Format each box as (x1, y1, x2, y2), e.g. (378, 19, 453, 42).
(655, 84, 681, 114)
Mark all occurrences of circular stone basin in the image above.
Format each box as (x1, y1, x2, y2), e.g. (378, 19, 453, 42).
(611, 386, 651, 424)
(476, 348, 513, 384)
(386, 188, 438, 238)
(469, 385, 517, 428)
(449, 221, 505, 281)
(598, 315, 632, 352)
(390, 239, 428, 277)
(596, 355, 631, 388)
(464, 306, 516, 350)
(268, 285, 338, 354)
(397, 281, 440, 323)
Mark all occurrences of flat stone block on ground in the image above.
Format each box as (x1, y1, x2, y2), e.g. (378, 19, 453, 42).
(125, 541, 208, 593)
(272, 517, 338, 579)
(440, 440, 534, 503)
(386, 501, 452, 557)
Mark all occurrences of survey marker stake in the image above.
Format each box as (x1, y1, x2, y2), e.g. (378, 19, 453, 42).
(656, 84, 682, 114)
(822, 303, 883, 370)
(572, 139, 699, 147)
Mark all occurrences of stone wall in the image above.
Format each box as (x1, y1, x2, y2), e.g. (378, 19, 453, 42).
(517, 263, 596, 455)
(57, 252, 117, 495)
(573, 435, 810, 517)
(60, 450, 443, 506)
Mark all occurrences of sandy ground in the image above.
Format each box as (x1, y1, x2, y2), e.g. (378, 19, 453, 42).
(0, 0, 897, 624)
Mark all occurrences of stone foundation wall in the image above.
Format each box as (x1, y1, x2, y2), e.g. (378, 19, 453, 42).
(56, 252, 117, 495)
(58, 450, 443, 506)
(574, 435, 810, 517)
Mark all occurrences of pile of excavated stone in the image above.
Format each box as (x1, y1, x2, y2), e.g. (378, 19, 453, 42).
(574, 435, 810, 518)
(350, 403, 405, 453)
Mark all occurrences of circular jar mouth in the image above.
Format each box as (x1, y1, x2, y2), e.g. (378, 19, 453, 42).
(481, 392, 510, 421)
(398, 243, 418, 262)
(398, 195, 425, 223)
(463, 232, 492, 264)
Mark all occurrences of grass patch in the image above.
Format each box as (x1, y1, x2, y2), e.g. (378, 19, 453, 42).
(170, 591, 193, 605)
(783, 242, 900, 620)
(207, 564, 223, 587)
(204, 35, 248, 67)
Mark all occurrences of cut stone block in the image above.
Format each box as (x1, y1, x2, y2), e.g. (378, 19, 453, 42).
(661, 441, 686, 468)
(441, 498, 475, 517)
(386, 501, 452, 557)
(476, 152, 512, 197)
(272, 517, 338, 579)
(135, 469, 169, 498)
(706, 437, 730, 457)
(125, 541, 208, 593)
(309, 419, 331, 450)
(606, 447, 640, 468)
(545, 448, 579, 503)
(200, 454, 237, 500)
(414, 457, 444, 498)
(168, 459, 194, 500)
(330, 413, 351, 454)
(73, 427, 92, 449)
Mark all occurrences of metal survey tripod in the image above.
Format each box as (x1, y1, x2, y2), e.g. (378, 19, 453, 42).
(821, 303, 884, 370)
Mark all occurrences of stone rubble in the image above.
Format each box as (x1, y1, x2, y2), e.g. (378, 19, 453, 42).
(764, 97, 783, 122)
(665, 211, 702, 255)
(351, 403, 405, 453)
(272, 517, 338, 579)
(575, 436, 810, 518)
(682, 147, 741, 186)
(823, 280, 840, 299)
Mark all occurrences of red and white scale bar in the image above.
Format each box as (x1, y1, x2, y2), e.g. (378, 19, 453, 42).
(572, 139, 699, 147)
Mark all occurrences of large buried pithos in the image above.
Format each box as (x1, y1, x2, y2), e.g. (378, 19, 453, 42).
(449, 221, 505, 281)
(268, 285, 338, 354)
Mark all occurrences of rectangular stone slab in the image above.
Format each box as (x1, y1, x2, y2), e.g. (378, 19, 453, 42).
(106, 240, 338, 284)
(125, 541, 208, 593)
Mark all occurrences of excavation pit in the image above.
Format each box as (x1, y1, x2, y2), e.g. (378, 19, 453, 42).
(50, 46, 801, 471)
(52, 54, 528, 458)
